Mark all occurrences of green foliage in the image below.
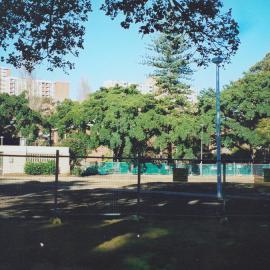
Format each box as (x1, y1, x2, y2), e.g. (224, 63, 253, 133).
(71, 166, 83, 176)
(81, 166, 99, 176)
(221, 71, 270, 157)
(0, 93, 43, 144)
(249, 52, 270, 74)
(0, 0, 91, 72)
(60, 132, 90, 167)
(144, 33, 192, 97)
(1, 1, 239, 71)
(196, 53, 270, 159)
(71, 165, 98, 176)
(47, 52, 270, 161)
(49, 100, 86, 139)
(256, 118, 270, 144)
(82, 85, 161, 158)
(102, 0, 240, 66)
(24, 160, 56, 175)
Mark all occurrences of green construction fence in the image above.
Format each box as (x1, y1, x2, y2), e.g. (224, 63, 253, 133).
(85, 162, 270, 176)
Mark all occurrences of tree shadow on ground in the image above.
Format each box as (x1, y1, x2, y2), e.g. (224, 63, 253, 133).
(1, 180, 270, 219)
(1, 216, 270, 270)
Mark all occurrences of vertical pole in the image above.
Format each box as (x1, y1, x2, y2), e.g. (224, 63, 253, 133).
(216, 64, 223, 199)
(223, 162, 226, 184)
(54, 150, 59, 216)
(221, 162, 227, 216)
(137, 153, 141, 214)
(200, 126, 203, 176)
(49, 126, 52, 146)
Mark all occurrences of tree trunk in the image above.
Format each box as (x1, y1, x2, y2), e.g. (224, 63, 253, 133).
(167, 142, 173, 164)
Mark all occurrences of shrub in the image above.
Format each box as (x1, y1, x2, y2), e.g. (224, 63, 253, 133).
(60, 133, 90, 168)
(81, 166, 99, 176)
(24, 160, 56, 175)
(71, 165, 98, 177)
(71, 166, 83, 176)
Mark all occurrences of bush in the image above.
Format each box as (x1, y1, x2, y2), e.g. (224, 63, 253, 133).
(71, 166, 83, 176)
(71, 165, 98, 177)
(24, 160, 56, 175)
(60, 133, 90, 168)
(81, 166, 99, 176)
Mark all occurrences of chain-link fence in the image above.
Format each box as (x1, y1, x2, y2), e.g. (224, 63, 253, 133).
(1, 152, 270, 219)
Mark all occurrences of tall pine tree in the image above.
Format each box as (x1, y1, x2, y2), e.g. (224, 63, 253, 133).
(144, 33, 193, 99)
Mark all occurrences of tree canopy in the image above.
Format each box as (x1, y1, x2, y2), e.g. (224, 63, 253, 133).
(102, 0, 239, 65)
(82, 85, 161, 158)
(0, 93, 43, 144)
(196, 53, 270, 160)
(0, 0, 239, 71)
(2, 48, 270, 161)
(144, 32, 192, 97)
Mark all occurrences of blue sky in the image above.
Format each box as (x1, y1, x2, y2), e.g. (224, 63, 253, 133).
(2, 0, 270, 100)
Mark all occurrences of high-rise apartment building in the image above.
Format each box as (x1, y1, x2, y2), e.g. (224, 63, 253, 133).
(0, 67, 69, 101)
(54, 81, 70, 102)
(0, 67, 11, 94)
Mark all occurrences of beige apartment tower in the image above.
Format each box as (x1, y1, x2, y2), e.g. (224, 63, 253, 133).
(0, 67, 11, 93)
(54, 81, 69, 102)
(0, 66, 69, 101)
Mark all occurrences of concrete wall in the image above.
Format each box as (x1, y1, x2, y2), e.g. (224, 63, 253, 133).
(0, 146, 70, 175)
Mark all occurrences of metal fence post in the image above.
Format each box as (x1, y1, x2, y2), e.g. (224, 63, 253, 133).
(54, 150, 59, 217)
(223, 162, 226, 184)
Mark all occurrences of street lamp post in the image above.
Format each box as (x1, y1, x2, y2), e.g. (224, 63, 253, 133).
(212, 56, 223, 200)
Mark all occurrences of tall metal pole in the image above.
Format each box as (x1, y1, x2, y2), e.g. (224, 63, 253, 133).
(54, 150, 60, 216)
(214, 60, 223, 199)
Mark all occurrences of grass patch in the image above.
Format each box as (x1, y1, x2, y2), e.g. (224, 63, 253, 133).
(1, 217, 270, 270)
(94, 233, 134, 252)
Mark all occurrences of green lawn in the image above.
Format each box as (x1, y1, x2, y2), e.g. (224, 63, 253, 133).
(1, 217, 270, 270)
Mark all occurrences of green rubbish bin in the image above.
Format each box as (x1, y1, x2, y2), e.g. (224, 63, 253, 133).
(264, 169, 270, 182)
(173, 168, 188, 182)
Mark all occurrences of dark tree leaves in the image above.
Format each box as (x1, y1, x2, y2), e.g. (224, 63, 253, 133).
(0, 0, 239, 71)
(0, 0, 92, 72)
(101, 0, 240, 65)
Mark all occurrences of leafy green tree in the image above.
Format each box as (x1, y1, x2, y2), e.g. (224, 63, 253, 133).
(143, 32, 197, 159)
(221, 72, 270, 159)
(197, 52, 270, 160)
(82, 85, 161, 159)
(1, 0, 239, 71)
(171, 114, 200, 159)
(196, 88, 219, 157)
(0, 93, 42, 144)
(60, 132, 91, 167)
(256, 118, 270, 144)
(49, 99, 87, 138)
(249, 53, 270, 74)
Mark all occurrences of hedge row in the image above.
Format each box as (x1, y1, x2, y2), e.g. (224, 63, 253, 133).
(24, 161, 56, 175)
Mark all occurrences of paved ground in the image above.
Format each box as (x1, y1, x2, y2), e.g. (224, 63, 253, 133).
(0, 172, 268, 219)
(0, 174, 254, 189)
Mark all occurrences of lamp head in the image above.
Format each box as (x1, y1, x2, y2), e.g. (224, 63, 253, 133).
(212, 56, 223, 65)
